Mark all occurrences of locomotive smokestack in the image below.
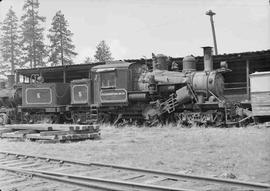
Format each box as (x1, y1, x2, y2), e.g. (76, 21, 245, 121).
(203, 46, 213, 71)
(7, 74, 15, 89)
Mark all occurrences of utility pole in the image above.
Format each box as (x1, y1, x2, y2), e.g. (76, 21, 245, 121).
(206, 10, 218, 55)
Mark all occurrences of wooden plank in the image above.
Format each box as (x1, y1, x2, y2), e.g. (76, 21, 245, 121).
(69, 124, 100, 133)
(25, 133, 56, 140)
(0, 128, 14, 135)
(88, 132, 100, 139)
(14, 130, 37, 134)
(40, 131, 70, 136)
(4, 124, 100, 132)
(36, 140, 60, 143)
(40, 130, 98, 136)
(1, 129, 100, 141)
(1, 132, 25, 138)
(58, 132, 100, 141)
(4, 124, 53, 131)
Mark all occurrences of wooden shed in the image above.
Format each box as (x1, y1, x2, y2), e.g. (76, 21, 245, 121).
(250, 71, 270, 116)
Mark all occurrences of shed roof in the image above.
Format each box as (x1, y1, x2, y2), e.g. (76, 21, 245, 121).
(15, 49, 270, 84)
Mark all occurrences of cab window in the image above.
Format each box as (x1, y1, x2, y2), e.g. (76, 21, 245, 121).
(100, 72, 116, 88)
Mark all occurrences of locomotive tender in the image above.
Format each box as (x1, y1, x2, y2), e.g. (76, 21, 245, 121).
(0, 46, 248, 126)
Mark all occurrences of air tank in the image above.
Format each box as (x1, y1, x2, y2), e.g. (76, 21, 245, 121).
(182, 55, 196, 72)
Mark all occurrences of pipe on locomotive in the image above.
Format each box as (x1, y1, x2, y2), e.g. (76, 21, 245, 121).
(203, 46, 214, 72)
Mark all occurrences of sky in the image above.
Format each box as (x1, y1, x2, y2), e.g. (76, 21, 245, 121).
(0, 0, 269, 64)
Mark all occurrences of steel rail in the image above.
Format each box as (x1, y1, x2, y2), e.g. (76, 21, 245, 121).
(0, 166, 123, 191)
(1, 151, 270, 189)
(0, 166, 194, 191)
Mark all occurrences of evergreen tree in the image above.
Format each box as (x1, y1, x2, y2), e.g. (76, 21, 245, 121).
(94, 40, 113, 62)
(0, 7, 22, 74)
(20, 0, 47, 68)
(83, 57, 93, 64)
(48, 11, 77, 66)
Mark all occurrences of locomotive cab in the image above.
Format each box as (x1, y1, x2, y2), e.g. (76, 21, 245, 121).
(92, 61, 146, 107)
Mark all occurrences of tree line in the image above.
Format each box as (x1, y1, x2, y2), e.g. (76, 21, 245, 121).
(0, 0, 113, 76)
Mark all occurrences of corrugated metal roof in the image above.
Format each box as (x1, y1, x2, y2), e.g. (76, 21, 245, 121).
(15, 49, 270, 76)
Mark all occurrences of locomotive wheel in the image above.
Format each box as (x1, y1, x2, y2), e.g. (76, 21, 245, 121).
(214, 111, 225, 127)
(144, 115, 161, 127)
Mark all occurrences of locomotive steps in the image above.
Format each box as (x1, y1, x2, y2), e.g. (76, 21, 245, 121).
(0, 124, 100, 142)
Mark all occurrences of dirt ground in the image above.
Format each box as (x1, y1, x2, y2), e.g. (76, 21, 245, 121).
(0, 125, 270, 187)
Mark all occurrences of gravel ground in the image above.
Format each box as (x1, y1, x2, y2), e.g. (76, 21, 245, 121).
(0, 125, 269, 187)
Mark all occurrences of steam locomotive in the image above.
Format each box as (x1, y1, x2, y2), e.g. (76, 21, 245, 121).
(90, 46, 239, 126)
(0, 47, 248, 126)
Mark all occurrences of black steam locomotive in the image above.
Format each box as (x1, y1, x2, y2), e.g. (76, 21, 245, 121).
(0, 47, 249, 126)
(89, 46, 238, 126)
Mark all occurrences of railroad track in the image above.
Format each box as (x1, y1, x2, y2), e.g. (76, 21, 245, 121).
(0, 151, 269, 191)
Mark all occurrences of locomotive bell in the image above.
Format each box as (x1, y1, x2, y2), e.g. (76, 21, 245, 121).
(182, 55, 196, 72)
(154, 54, 169, 70)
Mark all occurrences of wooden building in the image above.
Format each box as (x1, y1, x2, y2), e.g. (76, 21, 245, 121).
(250, 71, 270, 117)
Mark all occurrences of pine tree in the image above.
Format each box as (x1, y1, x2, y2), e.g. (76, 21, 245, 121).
(94, 40, 113, 62)
(0, 7, 22, 75)
(83, 57, 93, 64)
(20, 0, 47, 68)
(48, 11, 77, 66)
